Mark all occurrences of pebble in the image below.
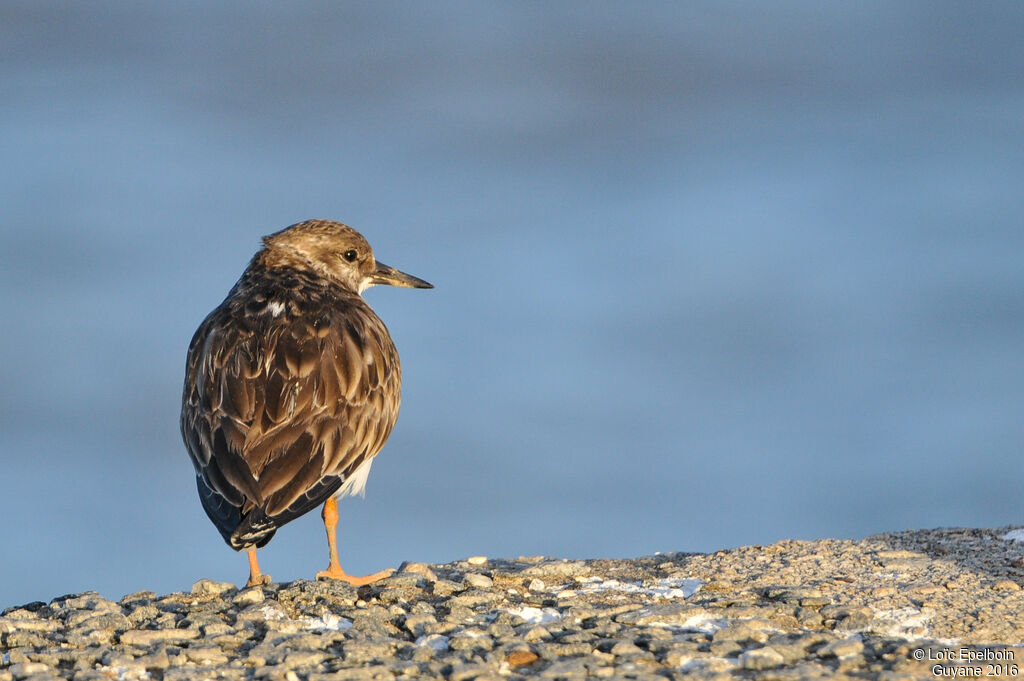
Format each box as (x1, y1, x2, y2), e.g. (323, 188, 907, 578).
(609, 640, 645, 656)
(119, 628, 200, 645)
(8, 663, 51, 678)
(712, 622, 772, 643)
(190, 579, 236, 596)
(463, 573, 493, 589)
(397, 562, 439, 581)
(184, 646, 229, 664)
(523, 626, 551, 642)
(415, 633, 450, 652)
(430, 580, 462, 597)
(231, 587, 265, 606)
(402, 613, 438, 637)
(817, 636, 865, 659)
(739, 645, 786, 670)
(3, 528, 1024, 679)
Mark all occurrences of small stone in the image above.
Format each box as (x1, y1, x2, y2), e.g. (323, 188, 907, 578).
(134, 648, 171, 670)
(506, 649, 539, 667)
(763, 586, 823, 604)
(154, 600, 189, 614)
(126, 604, 160, 626)
(185, 647, 229, 665)
(450, 630, 493, 651)
(4, 631, 45, 648)
(544, 642, 594, 658)
(464, 573, 493, 589)
(379, 573, 426, 591)
(538, 658, 589, 677)
(71, 611, 132, 637)
(993, 580, 1020, 591)
(448, 589, 501, 607)
(415, 634, 450, 652)
(767, 641, 813, 664)
(528, 579, 546, 592)
(708, 639, 742, 657)
(817, 636, 864, 659)
(397, 562, 439, 581)
(448, 663, 492, 681)
(201, 620, 233, 636)
(50, 592, 116, 612)
(820, 605, 872, 630)
(523, 626, 551, 642)
(120, 590, 157, 604)
(739, 646, 786, 670)
(796, 607, 823, 627)
(191, 579, 236, 596)
(522, 560, 590, 578)
(909, 583, 943, 595)
(377, 587, 407, 605)
(162, 668, 202, 681)
(119, 628, 200, 645)
(6, 650, 29, 665)
(444, 604, 475, 622)
(712, 623, 770, 644)
(800, 596, 831, 607)
(232, 587, 265, 606)
(610, 640, 645, 656)
(211, 632, 249, 647)
(285, 650, 327, 667)
(8, 662, 51, 678)
(403, 613, 439, 637)
(488, 622, 515, 639)
(431, 580, 462, 597)
(615, 603, 708, 627)
(0, 618, 59, 633)
(466, 556, 488, 565)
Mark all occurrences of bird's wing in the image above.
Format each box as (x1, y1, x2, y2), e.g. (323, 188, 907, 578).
(181, 299, 401, 524)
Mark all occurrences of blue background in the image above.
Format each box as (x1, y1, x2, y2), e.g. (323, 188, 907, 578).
(2, 2, 1023, 606)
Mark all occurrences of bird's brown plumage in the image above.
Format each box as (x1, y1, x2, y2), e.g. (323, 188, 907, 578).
(180, 220, 426, 551)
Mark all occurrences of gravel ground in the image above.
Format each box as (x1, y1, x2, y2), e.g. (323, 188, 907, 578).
(4, 527, 1024, 680)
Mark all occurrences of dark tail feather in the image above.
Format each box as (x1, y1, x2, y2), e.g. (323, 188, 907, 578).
(228, 475, 344, 550)
(230, 509, 278, 550)
(197, 474, 276, 550)
(197, 475, 242, 546)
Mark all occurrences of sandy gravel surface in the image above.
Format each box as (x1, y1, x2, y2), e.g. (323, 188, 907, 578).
(3, 527, 1024, 680)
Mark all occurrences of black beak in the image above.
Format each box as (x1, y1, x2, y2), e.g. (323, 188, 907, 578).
(370, 261, 433, 289)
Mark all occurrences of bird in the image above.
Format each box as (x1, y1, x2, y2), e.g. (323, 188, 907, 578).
(180, 219, 432, 587)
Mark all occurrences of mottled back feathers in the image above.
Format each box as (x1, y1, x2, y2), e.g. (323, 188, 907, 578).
(181, 248, 402, 550)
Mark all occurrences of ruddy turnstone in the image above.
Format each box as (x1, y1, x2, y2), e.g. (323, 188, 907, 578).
(181, 219, 431, 586)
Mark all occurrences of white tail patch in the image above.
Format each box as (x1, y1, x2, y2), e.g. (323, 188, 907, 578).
(267, 300, 286, 316)
(335, 458, 374, 499)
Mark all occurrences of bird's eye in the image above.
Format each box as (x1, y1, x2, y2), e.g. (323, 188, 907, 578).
(343, 250, 358, 262)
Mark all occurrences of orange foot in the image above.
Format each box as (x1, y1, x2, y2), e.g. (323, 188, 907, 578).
(316, 496, 394, 586)
(246, 572, 272, 588)
(316, 566, 395, 586)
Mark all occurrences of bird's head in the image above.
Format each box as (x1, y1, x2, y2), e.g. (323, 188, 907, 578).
(260, 219, 433, 294)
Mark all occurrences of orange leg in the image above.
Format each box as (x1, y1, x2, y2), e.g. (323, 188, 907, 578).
(316, 496, 393, 585)
(242, 544, 270, 585)
(246, 548, 271, 587)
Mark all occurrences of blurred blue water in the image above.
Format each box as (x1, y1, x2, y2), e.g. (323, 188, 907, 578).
(1, 2, 1023, 606)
